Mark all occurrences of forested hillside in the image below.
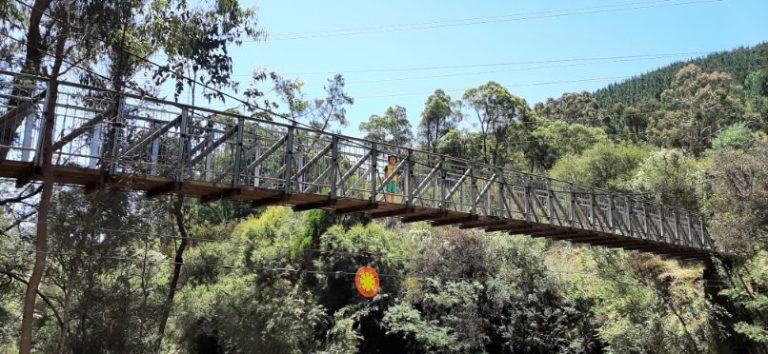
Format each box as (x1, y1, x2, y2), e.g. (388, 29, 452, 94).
(594, 42, 768, 107)
(1, 1, 767, 353)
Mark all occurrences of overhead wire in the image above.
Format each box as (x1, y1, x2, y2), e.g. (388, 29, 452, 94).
(350, 60, 767, 100)
(259, 0, 723, 41)
(140, 51, 711, 79)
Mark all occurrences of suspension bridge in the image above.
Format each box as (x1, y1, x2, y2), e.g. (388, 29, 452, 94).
(0, 71, 716, 260)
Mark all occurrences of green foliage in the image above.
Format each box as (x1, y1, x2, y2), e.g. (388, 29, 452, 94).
(706, 122, 761, 154)
(267, 73, 354, 131)
(175, 273, 326, 354)
(528, 120, 608, 170)
(702, 141, 768, 253)
(534, 91, 603, 125)
(462, 81, 528, 164)
(419, 89, 461, 152)
(360, 105, 414, 146)
(648, 64, 748, 155)
(718, 251, 768, 344)
(549, 141, 651, 189)
(630, 148, 703, 208)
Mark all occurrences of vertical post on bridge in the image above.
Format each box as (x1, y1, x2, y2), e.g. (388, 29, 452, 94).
(469, 168, 477, 215)
(625, 196, 632, 236)
(405, 149, 413, 206)
(109, 98, 125, 175)
(642, 202, 650, 240)
(660, 206, 666, 242)
(687, 212, 694, 248)
(568, 185, 575, 227)
(607, 195, 614, 232)
(589, 194, 597, 232)
(497, 169, 505, 219)
(546, 180, 553, 225)
(203, 121, 214, 181)
(33, 84, 51, 168)
(284, 125, 295, 194)
(150, 124, 160, 175)
(21, 110, 36, 162)
(439, 157, 447, 211)
(329, 136, 339, 199)
(673, 209, 681, 245)
(369, 142, 377, 203)
(88, 122, 102, 169)
(524, 178, 531, 223)
(232, 117, 245, 188)
(176, 107, 189, 182)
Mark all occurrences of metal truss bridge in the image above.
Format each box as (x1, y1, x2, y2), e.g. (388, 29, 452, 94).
(0, 72, 716, 260)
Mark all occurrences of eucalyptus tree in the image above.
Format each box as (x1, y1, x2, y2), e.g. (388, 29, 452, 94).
(418, 89, 460, 152)
(649, 64, 748, 156)
(360, 105, 414, 147)
(462, 81, 528, 165)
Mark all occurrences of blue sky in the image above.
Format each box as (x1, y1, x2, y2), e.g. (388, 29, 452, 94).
(185, 0, 767, 135)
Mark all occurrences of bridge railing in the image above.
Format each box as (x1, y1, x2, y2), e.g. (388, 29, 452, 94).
(0, 72, 715, 252)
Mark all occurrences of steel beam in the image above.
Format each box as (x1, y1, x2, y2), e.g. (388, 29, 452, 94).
(431, 214, 478, 227)
(331, 202, 379, 215)
(368, 206, 416, 218)
(401, 211, 447, 223)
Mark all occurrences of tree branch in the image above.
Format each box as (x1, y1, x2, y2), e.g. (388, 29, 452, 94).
(0, 185, 43, 206)
(1, 270, 63, 330)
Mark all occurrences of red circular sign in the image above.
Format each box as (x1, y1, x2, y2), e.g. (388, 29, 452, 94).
(355, 265, 380, 298)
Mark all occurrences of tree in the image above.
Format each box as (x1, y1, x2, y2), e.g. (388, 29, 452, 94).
(703, 141, 768, 254)
(18, 5, 69, 351)
(648, 64, 748, 156)
(526, 120, 608, 171)
(743, 69, 768, 125)
(311, 74, 354, 132)
(462, 82, 527, 165)
(630, 149, 702, 209)
(359, 105, 413, 147)
(549, 141, 651, 190)
(418, 90, 460, 152)
(706, 122, 762, 155)
(534, 91, 603, 125)
(267, 73, 353, 133)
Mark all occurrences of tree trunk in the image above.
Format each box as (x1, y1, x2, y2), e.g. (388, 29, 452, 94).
(155, 195, 189, 351)
(18, 14, 68, 353)
(0, 0, 53, 159)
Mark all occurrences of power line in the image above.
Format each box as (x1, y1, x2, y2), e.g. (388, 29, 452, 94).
(355, 76, 635, 99)
(138, 51, 711, 78)
(352, 61, 767, 99)
(352, 55, 702, 85)
(258, 0, 723, 41)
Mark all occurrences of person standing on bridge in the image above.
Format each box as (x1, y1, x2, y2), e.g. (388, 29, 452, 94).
(383, 155, 400, 203)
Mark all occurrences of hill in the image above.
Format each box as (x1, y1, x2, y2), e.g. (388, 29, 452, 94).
(593, 42, 768, 107)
